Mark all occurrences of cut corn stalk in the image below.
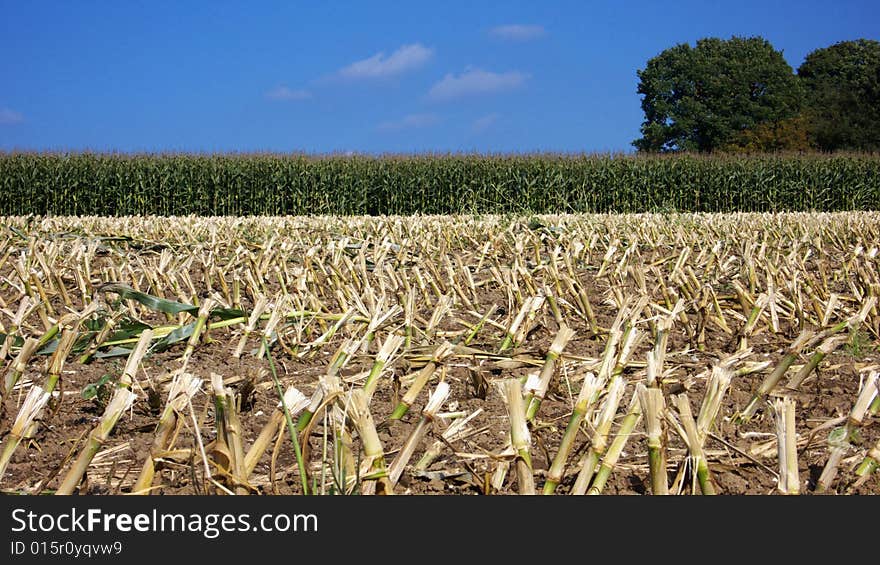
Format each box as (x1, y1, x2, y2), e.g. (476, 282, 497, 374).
(132, 372, 202, 494)
(43, 327, 81, 395)
(672, 393, 716, 495)
(786, 335, 848, 389)
(816, 373, 878, 492)
(210, 373, 248, 494)
(542, 372, 601, 494)
(2, 337, 38, 402)
(737, 290, 768, 351)
(176, 298, 216, 372)
(499, 295, 544, 352)
(853, 439, 880, 488)
(815, 427, 849, 493)
(0, 295, 31, 363)
(233, 294, 268, 358)
(348, 389, 393, 495)
(504, 379, 534, 495)
(0, 385, 51, 481)
(78, 311, 124, 364)
(771, 397, 799, 494)
(388, 382, 450, 487)
(414, 408, 484, 471)
(570, 375, 627, 495)
(737, 331, 815, 422)
(525, 325, 575, 421)
(363, 333, 405, 401)
(391, 341, 454, 420)
(637, 384, 668, 495)
(244, 386, 309, 477)
(647, 299, 683, 386)
(56, 386, 137, 494)
(587, 395, 642, 494)
(56, 329, 152, 494)
(696, 362, 736, 441)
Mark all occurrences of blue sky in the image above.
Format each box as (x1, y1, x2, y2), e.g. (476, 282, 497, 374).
(1, 1, 877, 154)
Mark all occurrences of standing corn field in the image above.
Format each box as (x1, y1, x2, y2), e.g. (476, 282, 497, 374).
(1, 152, 879, 216)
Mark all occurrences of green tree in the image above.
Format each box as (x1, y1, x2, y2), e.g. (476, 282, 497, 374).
(798, 39, 880, 151)
(634, 37, 803, 152)
(722, 115, 814, 153)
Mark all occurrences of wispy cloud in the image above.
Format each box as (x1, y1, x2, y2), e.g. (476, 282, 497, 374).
(265, 86, 312, 101)
(428, 68, 529, 101)
(489, 24, 545, 41)
(472, 113, 500, 133)
(377, 113, 440, 132)
(338, 43, 434, 79)
(0, 108, 24, 125)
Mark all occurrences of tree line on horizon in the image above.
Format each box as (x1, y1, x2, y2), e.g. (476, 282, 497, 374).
(633, 37, 880, 153)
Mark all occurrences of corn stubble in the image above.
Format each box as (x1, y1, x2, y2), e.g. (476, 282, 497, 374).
(0, 211, 878, 495)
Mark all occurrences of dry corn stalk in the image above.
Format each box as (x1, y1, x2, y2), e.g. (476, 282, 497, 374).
(414, 408, 484, 471)
(816, 373, 878, 493)
(504, 379, 534, 495)
(0, 385, 51, 481)
(56, 331, 152, 494)
(391, 341, 454, 420)
(2, 337, 39, 402)
(132, 372, 202, 494)
(499, 295, 545, 352)
(570, 375, 627, 495)
(671, 394, 715, 495)
(348, 389, 393, 495)
(638, 384, 668, 495)
(233, 294, 268, 358)
(772, 397, 799, 494)
(210, 373, 248, 494)
(244, 386, 310, 477)
(525, 324, 575, 421)
(738, 331, 815, 422)
(363, 334, 405, 401)
(388, 382, 450, 487)
(587, 394, 642, 494)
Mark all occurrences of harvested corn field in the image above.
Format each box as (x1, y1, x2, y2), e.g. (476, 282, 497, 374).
(0, 212, 878, 495)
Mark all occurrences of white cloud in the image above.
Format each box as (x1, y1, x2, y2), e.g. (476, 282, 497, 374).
(472, 113, 500, 133)
(338, 43, 434, 79)
(266, 86, 312, 101)
(489, 24, 545, 41)
(377, 113, 440, 132)
(428, 68, 529, 101)
(0, 108, 24, 124)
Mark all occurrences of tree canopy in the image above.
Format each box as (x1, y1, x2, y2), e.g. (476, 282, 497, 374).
(634, 36, 803, 152)
(798, 39, 880, 152)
